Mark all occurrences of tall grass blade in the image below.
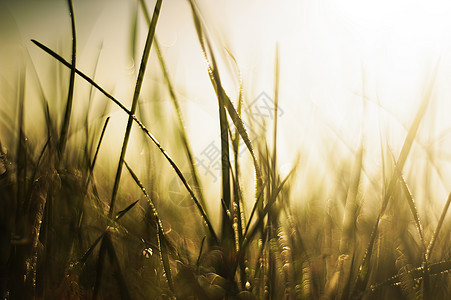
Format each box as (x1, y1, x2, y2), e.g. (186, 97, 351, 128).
(58, 0, 77, 158)
(396, 170, 426, 249)
(86, 116, 110, 186)
(272, 45, 280, 186)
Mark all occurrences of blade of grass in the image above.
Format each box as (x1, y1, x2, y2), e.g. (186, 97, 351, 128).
(272, 45, 280, 188)
(189, 2, 266, 254)
(57, 0, 77, 158)
(396, 169, 426, 249)
(86, 116, 110, 187)
(15, 67, 26, 219)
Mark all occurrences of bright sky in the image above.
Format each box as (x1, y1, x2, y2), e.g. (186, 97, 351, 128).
(2, 0, 451, 203)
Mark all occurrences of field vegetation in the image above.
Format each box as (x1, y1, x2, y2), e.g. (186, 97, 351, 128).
(0, 0, 450, 299)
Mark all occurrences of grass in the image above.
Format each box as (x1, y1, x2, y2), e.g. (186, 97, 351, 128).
(0, 0, 450, 299)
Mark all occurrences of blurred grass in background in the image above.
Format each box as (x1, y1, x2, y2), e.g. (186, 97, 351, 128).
(0, 0, 450, 299)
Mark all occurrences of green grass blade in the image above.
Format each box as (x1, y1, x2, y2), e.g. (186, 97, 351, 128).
(189, 1, 266, 249)
(31, 39, 131, 114)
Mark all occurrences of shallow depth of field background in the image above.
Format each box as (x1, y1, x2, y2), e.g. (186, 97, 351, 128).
(1, 0, 451, 299)
(2, 0, 451, 212)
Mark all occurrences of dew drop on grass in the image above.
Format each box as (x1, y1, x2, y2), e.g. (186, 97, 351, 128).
(142, 248, 153, 258)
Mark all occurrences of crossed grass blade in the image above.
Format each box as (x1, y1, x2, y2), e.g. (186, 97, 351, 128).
(75, 198, 141, 269)
(31, 38, 218, 245)
(369, 260, 451, 293)
(93, 1, 164, 296)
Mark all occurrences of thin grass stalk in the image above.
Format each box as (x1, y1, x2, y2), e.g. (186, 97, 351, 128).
(58, 0, 76, 158)
(272, 45, 279, 187)
(15, 68, 26, 221)
(83, 43, 103, 168)
(397, 171, 426, 249)
(86, 117, 110, 188)
(11, 67, 28, 299)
